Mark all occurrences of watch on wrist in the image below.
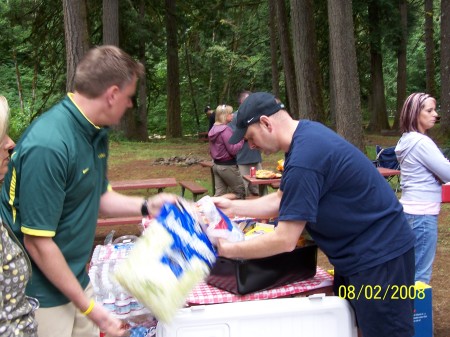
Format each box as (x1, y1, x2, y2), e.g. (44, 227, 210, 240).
(141, 199, 150, 217)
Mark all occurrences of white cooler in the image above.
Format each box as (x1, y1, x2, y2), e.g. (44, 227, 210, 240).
(156, 294, 357, 337)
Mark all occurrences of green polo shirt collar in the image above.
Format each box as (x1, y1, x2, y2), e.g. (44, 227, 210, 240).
(65, 93, 109, 140)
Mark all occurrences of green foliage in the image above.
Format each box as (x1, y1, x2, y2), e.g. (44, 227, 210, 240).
(0, 0, 66, 139)
(0, 0, 444, 140)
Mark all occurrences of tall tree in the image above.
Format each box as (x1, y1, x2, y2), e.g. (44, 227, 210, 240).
(425, 0, 436, 97)
(327, 0, 365, 151)
(103, 0, 119, 46)
(102, 0, 124, 133)
(393, 0, 407, 131)
(268, 0, 280, 98)
(62, 0, 89, 92)
(440, 0, 450, 134)
(184, 41, 200, 130)
(273, 0, 298, 117)
(130, 0, 149, 141)
(367, 0, 389, 132)
(290, 0, 325, 122)
(165, 0, 182, 138)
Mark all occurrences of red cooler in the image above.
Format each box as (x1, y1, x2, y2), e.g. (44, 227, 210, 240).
(442, 184, 450, 203)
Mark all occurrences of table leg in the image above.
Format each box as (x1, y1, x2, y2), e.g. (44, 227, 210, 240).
(210, 167, 215, 195)
(259, 185, 268, 196)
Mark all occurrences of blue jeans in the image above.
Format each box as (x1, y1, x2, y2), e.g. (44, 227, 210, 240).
(404, 213, 438, 284)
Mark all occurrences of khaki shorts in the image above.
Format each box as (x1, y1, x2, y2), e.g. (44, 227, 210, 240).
(238, 163, 262, 196)
(35, 283, 99, 337)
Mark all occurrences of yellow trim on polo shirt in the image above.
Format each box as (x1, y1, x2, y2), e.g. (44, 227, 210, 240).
(107, 183, 113, 192)
(21, 227, 55, 237)
(8, 168, 17, 222)
(67, 93, 100, 129)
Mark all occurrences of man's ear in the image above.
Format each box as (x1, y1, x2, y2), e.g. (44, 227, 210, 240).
(105, 85, 120, 106)
(259, 115, 272, 131)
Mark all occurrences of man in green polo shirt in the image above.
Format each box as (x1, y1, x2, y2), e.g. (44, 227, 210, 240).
(0, 46, 175, 337)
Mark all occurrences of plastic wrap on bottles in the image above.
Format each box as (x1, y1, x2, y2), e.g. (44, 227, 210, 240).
(114, 200, 216, 323)
(195, 195, 245, 245)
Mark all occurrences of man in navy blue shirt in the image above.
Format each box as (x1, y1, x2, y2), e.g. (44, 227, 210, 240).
(214, 92, 415, 337)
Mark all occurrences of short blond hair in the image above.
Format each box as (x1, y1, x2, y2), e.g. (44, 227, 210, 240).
(215, 104, 233, 124)
(0, 96, 10, 142)
(74, 45, 144, 98)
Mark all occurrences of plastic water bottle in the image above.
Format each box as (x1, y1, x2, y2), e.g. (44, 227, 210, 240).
(115, 287, 131, 316)
(102, 290, 116, 313)
(130, 296, 144, 312)
(101, 281, 116, 313)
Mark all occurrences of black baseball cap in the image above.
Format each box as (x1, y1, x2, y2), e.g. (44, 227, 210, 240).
(229, 92, 285, 144)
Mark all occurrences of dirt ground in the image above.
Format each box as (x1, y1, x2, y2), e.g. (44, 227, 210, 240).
(95, 136, 449, 336)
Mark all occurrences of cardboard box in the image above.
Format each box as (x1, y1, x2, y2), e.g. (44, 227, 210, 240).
(413, 282, 433, 337)
(206, 244, 317, 295)
(156, 295, 357, 337)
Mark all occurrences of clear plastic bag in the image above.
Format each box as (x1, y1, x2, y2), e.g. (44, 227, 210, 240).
(195, 195, 245, 245)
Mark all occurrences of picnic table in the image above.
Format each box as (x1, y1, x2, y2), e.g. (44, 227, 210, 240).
(376, 167, 400, 177)
(187, 267, 333, 305)
(110, 177, 178, 193)
(200, 161, 215, 193)
(243, 175, 281, 196)
(376, 167, 401, 191)
(97, 178, 178, 227)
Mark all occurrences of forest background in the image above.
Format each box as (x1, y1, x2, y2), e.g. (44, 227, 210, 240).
(1, 0, 450, 149)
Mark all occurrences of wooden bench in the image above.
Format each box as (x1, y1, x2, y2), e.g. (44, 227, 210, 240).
(179, 180, 208, 201)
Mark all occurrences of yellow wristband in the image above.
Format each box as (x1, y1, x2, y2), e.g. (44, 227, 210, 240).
(81, 299, 95, 316)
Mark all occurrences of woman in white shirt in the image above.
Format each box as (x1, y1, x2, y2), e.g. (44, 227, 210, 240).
(395, 92, 450, 283)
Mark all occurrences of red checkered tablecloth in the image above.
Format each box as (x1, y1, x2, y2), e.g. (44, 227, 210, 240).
(186, 267, 333, 305)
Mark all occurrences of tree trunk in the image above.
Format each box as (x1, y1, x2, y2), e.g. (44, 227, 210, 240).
(327, 0, 365, 151)
(31, 49, 38, 120)
(184, 42, 201, 130)
(367, 0, 389, 132)
(120, 0, 148, 142)
(12, 49, 24, 114)
(103, 0, 127, 134)
(274, 0, 298, 117)
(393, 0, 407, 131)
(290, 0, 325, 123)
(131, 0, 149, 141)
(440, 0, 450, 134)
(62, 0, 89, 92)
(268, 0, 280, 98)
(425, 0, 436, 97)
(103, 0, 119, 46)
(165, 0, 182, 138)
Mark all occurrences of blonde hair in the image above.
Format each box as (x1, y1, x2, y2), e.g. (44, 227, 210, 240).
(74, 45, 145, 98)
(215, 104, 233, 124)
(0, 96, 10, 142)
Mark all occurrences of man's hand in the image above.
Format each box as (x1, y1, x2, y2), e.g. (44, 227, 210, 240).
(88, 303, 127, 336)
(216, 237, 234, 257)
(211, 196, 233, 217)
(147, 193, 179, 216)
